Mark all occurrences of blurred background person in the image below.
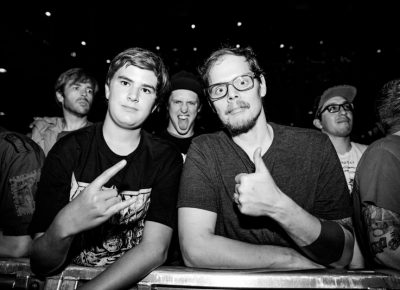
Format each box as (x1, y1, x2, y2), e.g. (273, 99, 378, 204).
(0, 126, 44, 257)
(30, 68, 99, 156)
(313, 84, 367, 269)
(353, 78, 400, 271)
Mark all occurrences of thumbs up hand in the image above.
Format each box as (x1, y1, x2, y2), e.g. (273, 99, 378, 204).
(234, 147, 284, 217)
(58, 160, 136, 237)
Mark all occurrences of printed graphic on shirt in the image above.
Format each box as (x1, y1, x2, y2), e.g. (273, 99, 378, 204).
(69, 172, 151, 266)
(10, 169, 41, 216)
(340, 159, 357, 191)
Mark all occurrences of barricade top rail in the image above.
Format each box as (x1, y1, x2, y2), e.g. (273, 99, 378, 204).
(1, 258, 400, 289)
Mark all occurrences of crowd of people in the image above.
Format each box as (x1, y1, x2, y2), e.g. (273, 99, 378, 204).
(0, 45, 399, 289)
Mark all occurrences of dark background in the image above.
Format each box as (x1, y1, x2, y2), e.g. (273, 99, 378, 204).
(1, 1, 399, 143)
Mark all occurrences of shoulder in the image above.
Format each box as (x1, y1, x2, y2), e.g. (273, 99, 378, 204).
(191, 131, 229, 147)
(142, 130, 182, 160)
(32, 116, 63, 131)
(50, 123, 98, 153)
(351, 142, 368, 153)
(0, 131, 44, 155)
(363, 135, 400, 158)
(270, 122, 330, 145)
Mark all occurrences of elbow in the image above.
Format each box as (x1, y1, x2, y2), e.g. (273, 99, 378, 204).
(180, 240, 208, 268)
(3, 239, 32, 258)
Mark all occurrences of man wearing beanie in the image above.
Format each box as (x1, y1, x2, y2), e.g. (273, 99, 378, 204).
(158, 70, 204, 161)
(313, 84, 367, 269)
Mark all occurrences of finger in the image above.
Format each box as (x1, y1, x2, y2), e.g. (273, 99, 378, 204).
(99, 188, 119, 200)
(253, 147, 267, 173)
(91, 160, 127, 190)
(234, 173, 246, 183)
(104, 195, 122, 208)
(105, 195, 136, 216)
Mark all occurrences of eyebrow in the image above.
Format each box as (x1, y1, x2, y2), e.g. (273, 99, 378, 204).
(117, 75, 156, 91)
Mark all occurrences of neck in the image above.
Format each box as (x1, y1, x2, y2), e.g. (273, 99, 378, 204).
(102, 116, 141, 156)
(327, 135, 351, 155)
(62, 111, 88, 131)
(232, 109, 273, 161)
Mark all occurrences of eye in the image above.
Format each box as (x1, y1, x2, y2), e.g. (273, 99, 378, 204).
(188, 101, 196, 106)
(87, 88, 93, 94)
(120, 80, 130, 86)
(72, 85, 80, 91)
(212, 85, 226, 96)
(141, 87, 155, 95)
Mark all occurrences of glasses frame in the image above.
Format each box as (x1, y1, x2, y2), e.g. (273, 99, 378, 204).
(317, 102, 354, 118)
(206, 73, 259, 102)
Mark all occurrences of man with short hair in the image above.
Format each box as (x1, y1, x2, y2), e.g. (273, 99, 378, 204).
(353, 78, 400, 271)
(158, 70, 204, 161)
(178, 46, 354, 270)
(30, 68, 99, 156)
(29, 47, 182, 289)
(313, 85, 367, 268)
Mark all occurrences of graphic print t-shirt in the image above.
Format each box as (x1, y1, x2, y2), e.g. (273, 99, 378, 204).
(29, 123, 182, 266)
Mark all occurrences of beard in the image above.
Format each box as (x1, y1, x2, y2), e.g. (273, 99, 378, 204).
(223, 101, 262, 137)
(64, 99, 91, 117)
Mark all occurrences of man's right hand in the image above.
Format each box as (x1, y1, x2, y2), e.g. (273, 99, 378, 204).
(58, 160, 135, 237)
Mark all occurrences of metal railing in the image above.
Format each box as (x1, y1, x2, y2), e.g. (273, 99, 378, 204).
(1, 258, 400, 289)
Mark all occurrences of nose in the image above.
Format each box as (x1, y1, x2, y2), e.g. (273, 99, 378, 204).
(338, 106, 347, 115)
(226, 84, 238, 102)
(128, 88, 139, 102)
(180, 102, 188, 113)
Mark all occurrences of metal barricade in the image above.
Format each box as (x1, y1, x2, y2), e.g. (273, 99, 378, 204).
(1, 258, 400, 289)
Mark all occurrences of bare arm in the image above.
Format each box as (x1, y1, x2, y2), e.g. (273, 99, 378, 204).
(363, 204, 400, 270)
(0, 231, 32, 258)
(235, 148, 354, 268)
(179, 207, 324, 269)
(80, 221, 172, 290)
(31, 160, 136, 276)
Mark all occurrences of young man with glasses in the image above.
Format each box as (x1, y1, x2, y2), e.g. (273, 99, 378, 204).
(178, 46, 354, 269)
(313, 84, 367, 269)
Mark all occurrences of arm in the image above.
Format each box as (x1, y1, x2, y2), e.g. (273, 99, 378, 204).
(179, 207, 324, 269)
(363, 204, 400, 270)
(31, 160, 136, 276)
(0, 231, 32, 258)
(80, 221, 172, 290)
(235, 148, 354, 268)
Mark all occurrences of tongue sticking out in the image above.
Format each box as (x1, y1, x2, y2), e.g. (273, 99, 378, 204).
(178, 117, 189, 130)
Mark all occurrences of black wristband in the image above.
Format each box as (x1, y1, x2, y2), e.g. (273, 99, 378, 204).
(302, 220, 345, 265)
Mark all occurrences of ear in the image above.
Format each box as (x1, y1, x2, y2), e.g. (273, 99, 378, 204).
(313, 118, 323, 130)
(105, 84, 110, 100)
(56, 91, 64, 104)
(259, 74, 267, 98)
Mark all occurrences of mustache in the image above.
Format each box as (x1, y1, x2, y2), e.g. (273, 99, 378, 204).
(225, 100, 250, 114)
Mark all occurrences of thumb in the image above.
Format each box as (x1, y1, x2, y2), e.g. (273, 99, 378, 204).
(91, 159, 127, 190)
(253, 147, 267, 173)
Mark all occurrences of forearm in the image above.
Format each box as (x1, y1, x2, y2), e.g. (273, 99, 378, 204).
(0, 234, 32, 258)
(182, 233, 323, 269)
(272, 196, 353, 267)
(30, 214, 74, 276)
(80, 240, 169, 290)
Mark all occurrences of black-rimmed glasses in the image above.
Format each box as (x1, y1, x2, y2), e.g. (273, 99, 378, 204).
(318, 102, 354, 118)
(206, 73, 258, 101)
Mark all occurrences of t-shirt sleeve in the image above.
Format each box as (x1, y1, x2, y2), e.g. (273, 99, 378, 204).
(177, 141, 219, 213)
(313, 137, 353, 220)
(0, 133, 44, 235)
(358, 147, 400, 215)
(28, 142, 73, 235)
(145, 149, 183, 229)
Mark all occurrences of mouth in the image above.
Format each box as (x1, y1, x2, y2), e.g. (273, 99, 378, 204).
(178, 115, 189, 120)
(122, 105, 138, 112)
(227, 107, 246, 115)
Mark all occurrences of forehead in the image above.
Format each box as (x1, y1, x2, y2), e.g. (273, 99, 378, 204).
(322, 96, 348, 107)
(169, 89, 199, 102)
(65, 79, 93, 88)
(113, 65, 158, 86)
(209, 55, 250, 84)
